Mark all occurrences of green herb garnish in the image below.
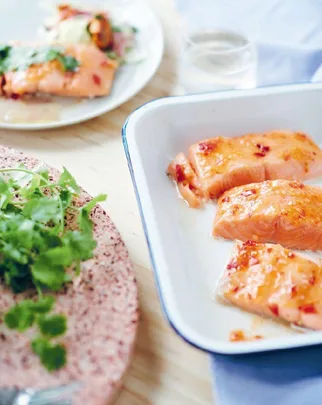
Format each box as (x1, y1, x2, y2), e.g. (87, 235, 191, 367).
(0, 165, 106, 371)
(0, 45, 80, 75)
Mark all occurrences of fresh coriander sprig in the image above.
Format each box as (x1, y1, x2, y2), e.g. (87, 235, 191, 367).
(0, 165, 106, 371)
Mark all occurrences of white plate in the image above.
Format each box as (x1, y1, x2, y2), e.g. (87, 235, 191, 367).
(123, 83, 322, 355)
(0, 0, 164, 130)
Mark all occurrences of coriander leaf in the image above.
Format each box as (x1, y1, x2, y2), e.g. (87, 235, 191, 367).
(38, 314, 67, 338)
(23, 196, 60, 223)
(28, 296, 55, 314)
(78, 194, 106, 234)
(58, 167, 80, 194)
(59, 189, 73, 211)
(32, 258, 66, 291)
(63, 230, 96, 261)
(5, 301, 35, 331)
(81, 194, 107, 213)
(41, 246, 74, 267)
(31, 338, 66, 371)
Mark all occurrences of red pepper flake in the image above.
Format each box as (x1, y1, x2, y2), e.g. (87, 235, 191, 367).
(241, 189, 257, 197)
(222, 196, 230, 203)
(254, 144, 270, 157)
(11, 93, 19, 100)
(175, 164, 185, 182)
(267, 247, 272, 253)
(188, 184, 195, 191)
(299, 304, 317, 314)
(291, 285, 298, 297)
(227, 261, 237, 270)
(256, 143, 270, 152)
(92, 74, 101, 85)
(199, 141, 216, 153)
(254, 152, 266, 157)
(269, 303, 279, 316)
(288, 252, 295, 259)
(231, 286, 239, 293)
(244, 240, 257, 247)
(309, 275, 316, 285)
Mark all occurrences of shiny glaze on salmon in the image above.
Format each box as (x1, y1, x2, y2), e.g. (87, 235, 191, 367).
(2, 44, 118, 98)
(168, 131, 322, 207)
(213, 179, 322, 251)
(218, 241, 322, 330)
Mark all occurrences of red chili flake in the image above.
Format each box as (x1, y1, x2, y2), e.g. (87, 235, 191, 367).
(188, 184, 195, 191)
(241, 189, 257, 197)
(227, 261, 237, 270)
(175, 164, 185, 182)
(199, 141, 216, 153)
(299, 304, 317, 314)
(244, 240, 257, 247)
(256, 144, 270, 153)
(232, 286, 239, 293)
(309, 275, 316, 285)
(254, 144, 270, 157)
(11, 93, 19, 100)
(269, 303, 279, 316)
(267, 247, 273, 253)
(222, 196, 230, 203)
(291, 285, 298, 297)
(254, 152, 266, 157)
(288, 252, 295, 259)
(92, 74, 101, 85)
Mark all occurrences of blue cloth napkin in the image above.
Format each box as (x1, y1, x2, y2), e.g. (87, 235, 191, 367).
(174, 1, 322, 404)
(211, 345, 322, 405)
(175, 0, 322, 86)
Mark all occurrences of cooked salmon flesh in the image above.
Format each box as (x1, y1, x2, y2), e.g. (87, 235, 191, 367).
(213, 179, 322, 251)
(167, 131, 322, 207)
(1, 44, 118, 98)
(218, 240, 322, 330)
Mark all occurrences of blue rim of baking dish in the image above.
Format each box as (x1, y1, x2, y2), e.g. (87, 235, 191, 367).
(122, 82, 322, 356)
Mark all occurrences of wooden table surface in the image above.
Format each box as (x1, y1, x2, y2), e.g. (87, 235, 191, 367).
(0, 0, 214, 403)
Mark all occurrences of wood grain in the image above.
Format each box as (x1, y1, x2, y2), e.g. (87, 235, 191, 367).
(0, 0, 214, 403)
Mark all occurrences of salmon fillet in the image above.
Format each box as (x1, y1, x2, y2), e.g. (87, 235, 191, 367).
(218, 240, 322, 330)
(167, 131, 322, 207)
(213, 179, 322, 251)
(2, 44, 118, 98)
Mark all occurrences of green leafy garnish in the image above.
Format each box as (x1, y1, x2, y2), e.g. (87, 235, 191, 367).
(0, 45, 80, 75)
(0, 164, 106, 371)
(38, 314, 67, 338)
(32, 338, 66, 372)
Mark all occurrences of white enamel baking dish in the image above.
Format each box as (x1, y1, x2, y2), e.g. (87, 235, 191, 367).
(123, 83, 322, 354)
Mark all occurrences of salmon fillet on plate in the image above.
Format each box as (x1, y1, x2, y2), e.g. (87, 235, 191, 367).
(0, 43, 118, 98)
(167, 131, 322, 207)
(213, 179, 322, 250)
(217, 241, 322, 330)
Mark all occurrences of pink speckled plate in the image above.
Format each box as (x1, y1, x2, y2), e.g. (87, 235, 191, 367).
(0, 146, 139, 405)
